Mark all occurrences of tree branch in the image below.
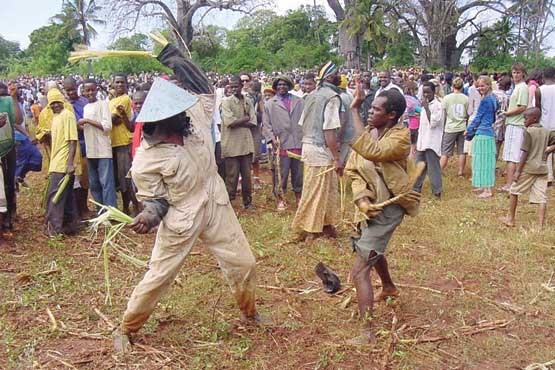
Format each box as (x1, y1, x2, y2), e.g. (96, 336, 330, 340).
(326, 0, 345, 21)
(459, 0, 505, 15)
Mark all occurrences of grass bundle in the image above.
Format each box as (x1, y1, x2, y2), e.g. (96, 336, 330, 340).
(68, 50, 154, 64)
(52, 174, 71, 204)
(87, 200, 144, 305)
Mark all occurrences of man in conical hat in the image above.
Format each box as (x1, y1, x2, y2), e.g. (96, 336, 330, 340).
(114, 77, 265, 352)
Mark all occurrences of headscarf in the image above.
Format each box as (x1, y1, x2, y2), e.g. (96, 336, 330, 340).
(272, 75, 293, 90)
(318, 61, 337, 83)
(47, 88, 65, 105)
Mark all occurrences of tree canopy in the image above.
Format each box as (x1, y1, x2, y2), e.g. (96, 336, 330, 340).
(2, 0, 555, 77)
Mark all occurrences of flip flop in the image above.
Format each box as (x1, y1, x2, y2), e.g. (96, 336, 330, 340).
(315, 262, 341, 294)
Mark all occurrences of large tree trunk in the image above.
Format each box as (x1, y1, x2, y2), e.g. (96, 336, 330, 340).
(338, 25, 361, 69)
(327, 0, 361, 69)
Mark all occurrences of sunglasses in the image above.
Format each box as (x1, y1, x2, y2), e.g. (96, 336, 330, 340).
(241, 79, 250, 83)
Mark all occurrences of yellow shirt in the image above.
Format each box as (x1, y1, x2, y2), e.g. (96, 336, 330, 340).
(347, 124, 418, 217)
(49, 109, 81, 175)
(109, 94, 133, 147)
(36, 102, 74, 142)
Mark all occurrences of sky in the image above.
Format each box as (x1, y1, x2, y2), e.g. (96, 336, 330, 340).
(1, 0, 552, 57)
(0, 0, 328, 49)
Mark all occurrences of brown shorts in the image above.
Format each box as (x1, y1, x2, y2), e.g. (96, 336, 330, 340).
(112, 145, 133, 192)
(510, 173, 548, 204)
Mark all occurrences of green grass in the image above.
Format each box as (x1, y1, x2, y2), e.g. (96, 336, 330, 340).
(1, 163, 555, 369)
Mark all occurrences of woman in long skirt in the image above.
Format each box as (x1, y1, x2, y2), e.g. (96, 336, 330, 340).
(465, 76, 497, 198)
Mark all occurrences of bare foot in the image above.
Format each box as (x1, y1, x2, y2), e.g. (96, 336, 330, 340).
(500, 217, 515, 227)
(376, 287, 400, 301)
(113, 330, 132, 353)
(345, 329, 376, 346)
(304, 232, 321, 242)
(477, 192, 492, 199)
(242, 312, 273, 326)
(497, 185, 510, 193)
(322, 225, 338, 239)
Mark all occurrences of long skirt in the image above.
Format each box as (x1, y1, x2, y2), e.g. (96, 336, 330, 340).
(291, 164, 338, 233)
(472, 135, 496, 188)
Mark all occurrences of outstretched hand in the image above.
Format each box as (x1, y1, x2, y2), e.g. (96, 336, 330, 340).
(351, 82, 365, 110)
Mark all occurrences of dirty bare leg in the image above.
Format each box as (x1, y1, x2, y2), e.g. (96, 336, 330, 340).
(374, 255, 399, 301)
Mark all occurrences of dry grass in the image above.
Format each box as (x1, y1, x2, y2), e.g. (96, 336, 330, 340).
(1, 161, 554, 370)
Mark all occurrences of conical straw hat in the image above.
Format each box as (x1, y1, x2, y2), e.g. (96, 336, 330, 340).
(136, 77, 199, 123)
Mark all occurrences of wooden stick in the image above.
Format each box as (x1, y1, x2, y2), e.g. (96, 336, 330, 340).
(396, 283, 445, 295)
(463, 291, 523, 314)
(382, 313, 399, 370)
(46, 308, 58, 331)
(524, 359, 555, 370)
(400, 319, 513, 344)
(36, 268, 61, 276)
(45, 353, 77, 369)
(94, 307, 116, 330)
(529, 271, 554, 304)
(257, 284, 307, 293)
(62, 330, 105, 340)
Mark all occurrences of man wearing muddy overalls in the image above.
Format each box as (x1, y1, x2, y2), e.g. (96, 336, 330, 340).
(113, 47, 268, 351)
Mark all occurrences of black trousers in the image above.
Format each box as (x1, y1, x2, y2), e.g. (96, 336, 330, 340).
(225, 154, 253, 206)
(45, 172, 79, 236)
(2, 148, 16, 229)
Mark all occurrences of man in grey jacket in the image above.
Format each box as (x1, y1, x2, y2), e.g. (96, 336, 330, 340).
(263, 75, 304, 210)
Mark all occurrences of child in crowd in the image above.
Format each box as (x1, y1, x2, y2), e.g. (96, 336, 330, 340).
(44, 89, 80, 236)
(502, 107, 555, 228)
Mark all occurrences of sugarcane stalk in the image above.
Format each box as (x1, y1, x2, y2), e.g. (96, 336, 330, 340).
(286, 150, 302, 160)
(275, 138, 283, 198)
(316, 166, 335, 177)
(103, 228, 112, 306)
(364, 161, 426, 211)
(52, 174, 71, 204)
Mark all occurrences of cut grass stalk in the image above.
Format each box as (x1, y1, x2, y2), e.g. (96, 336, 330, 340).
(87, 200, 136, 305)
(52, 174, 71, 204)
(286, 150, 302, 160)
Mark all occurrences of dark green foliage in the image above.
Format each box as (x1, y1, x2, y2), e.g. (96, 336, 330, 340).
(191, 6, 339, 73)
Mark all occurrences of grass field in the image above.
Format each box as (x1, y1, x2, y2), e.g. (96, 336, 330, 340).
(1, 163, 554, 370)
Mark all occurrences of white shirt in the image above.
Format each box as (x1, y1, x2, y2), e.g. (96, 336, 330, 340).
(375, 82, 403, 100)
(467, 85, 482, 121)
(539, 84, 555, 130)
(83, 100, 112, 158)
(417, 98, 444, 156)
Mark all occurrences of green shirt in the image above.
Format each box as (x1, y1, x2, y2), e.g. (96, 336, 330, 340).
(521, 124, 555, 175)
(441, 92, 468, 133)
(506, 82, 528, 127)
(0, 96, 16, 158)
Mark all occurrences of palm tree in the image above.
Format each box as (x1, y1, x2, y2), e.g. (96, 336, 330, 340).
(51, 0, 105, 46)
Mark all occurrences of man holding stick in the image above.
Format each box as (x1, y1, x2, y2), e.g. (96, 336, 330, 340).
(344, 83, 421, 344)
(114, 39, 267, 352)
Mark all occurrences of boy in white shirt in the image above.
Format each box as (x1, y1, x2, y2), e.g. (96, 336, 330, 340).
(79, 79, 118, 208)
